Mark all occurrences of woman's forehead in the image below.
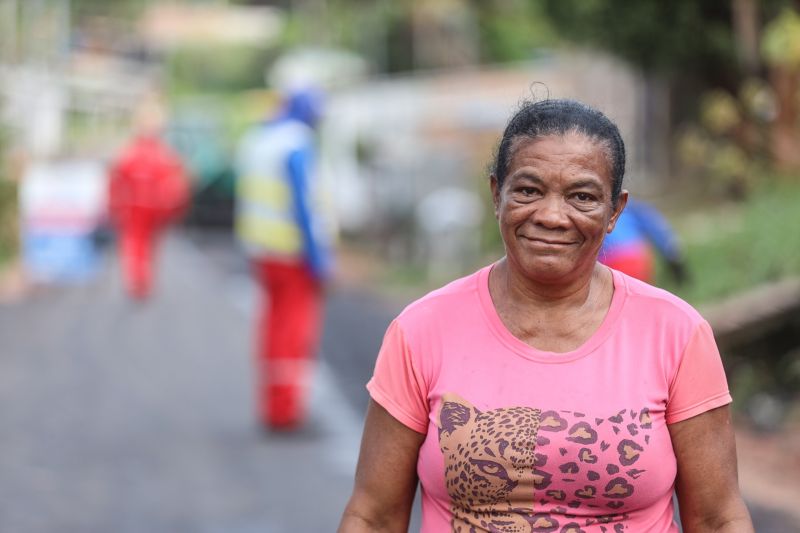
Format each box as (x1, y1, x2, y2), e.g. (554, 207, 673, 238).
(507, 132, 613, 174)
(510, 131, 607, 154)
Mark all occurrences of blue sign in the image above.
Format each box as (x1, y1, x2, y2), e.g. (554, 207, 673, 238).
(22, 231, 101, 283)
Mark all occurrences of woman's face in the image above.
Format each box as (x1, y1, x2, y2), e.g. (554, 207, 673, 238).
(491, 132, 627, 284)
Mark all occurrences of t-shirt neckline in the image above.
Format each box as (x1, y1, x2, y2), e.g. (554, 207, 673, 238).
(476, 263, 627, 363)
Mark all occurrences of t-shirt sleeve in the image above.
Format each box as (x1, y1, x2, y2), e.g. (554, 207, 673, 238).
(366, 319, 430, 434)
(666, 320, 733, 424)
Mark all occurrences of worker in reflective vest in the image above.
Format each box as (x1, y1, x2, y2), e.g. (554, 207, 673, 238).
(235, 87, 335, 430)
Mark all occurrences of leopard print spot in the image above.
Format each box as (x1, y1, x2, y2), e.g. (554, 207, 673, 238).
(639, 409, 652, 429)
(578, 448, 598, 464)
(540, 411, 568, 431)
(626, 468, 645, 480)
(603, 477, 634, 499)
(608, 410, 625, 424)
(617, 439, 644, 466)
(534, 468, 553, 489)
(531, 514, 560, 532)
(559, 462, 579, 474)
(566, 422, 598, 445)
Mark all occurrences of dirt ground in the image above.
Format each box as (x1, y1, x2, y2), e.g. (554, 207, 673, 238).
(736, 415, 800, 527)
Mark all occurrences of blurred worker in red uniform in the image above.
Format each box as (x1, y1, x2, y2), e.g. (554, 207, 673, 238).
(109, 94, 190, 300)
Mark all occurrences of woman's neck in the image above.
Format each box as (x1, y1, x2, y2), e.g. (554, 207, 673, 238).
(492, 257, 607, 309)
(488, 258, 614, 352)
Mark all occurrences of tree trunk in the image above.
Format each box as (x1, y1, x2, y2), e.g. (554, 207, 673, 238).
(732, 0, 761, 75)
(769, 65, 800, 171)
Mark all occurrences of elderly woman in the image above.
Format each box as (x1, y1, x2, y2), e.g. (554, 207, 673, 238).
(339, 99, 753, 532)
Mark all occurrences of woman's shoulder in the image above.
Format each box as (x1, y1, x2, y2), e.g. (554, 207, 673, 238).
(395, 266, 489, 327)
(614, 269, 705, 327)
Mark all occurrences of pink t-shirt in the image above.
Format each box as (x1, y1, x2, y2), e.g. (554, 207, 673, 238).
(367, 265, 732, 532)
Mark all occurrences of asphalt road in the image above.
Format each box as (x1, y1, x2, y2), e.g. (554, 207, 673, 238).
(0, 228, 794, 532)
(0, 229, 393, 532)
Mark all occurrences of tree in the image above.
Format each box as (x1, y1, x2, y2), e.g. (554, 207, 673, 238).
(541, 1, 737, 78)
(762, 7, 800, 171)
(541, 0, 800, 182)
(540, 0, 797, 110)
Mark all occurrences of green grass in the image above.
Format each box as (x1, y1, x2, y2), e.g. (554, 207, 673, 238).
(657, 179, 800, 305)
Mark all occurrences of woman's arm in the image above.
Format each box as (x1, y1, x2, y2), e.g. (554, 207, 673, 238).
(669, 405, 754, 532)
(339, 400, 426, 533)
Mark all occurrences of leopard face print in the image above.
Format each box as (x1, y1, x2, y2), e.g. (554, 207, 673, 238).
(438, 393, 545, 532)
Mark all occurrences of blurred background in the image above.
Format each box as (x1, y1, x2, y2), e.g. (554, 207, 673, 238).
(0, 0, 799, 531)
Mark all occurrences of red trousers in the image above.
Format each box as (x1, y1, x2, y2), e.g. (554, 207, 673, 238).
(252, 259, 323, 429)
(119, 223, 159, 300)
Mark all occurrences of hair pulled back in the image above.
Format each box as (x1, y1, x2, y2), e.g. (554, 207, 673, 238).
(492, 99, 626, 205)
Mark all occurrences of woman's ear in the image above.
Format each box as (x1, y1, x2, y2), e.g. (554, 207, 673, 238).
(490, 175, 500, 219)
(607, 189, 629, 233)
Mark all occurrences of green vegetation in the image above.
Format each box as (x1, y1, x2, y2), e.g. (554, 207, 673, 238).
(166, 44, 275, 94)
(0, 180, 17, 268)
(657, 178, 800, 305)
(70, 0, 149, 21)
(470, 1, 558, 63)
(0, 119, 15, 269)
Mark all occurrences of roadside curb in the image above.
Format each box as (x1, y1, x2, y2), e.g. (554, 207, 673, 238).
(701, 276, 800, 351)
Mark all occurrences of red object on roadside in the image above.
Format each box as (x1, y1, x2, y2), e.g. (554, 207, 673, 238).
(109, 135, 190, 299)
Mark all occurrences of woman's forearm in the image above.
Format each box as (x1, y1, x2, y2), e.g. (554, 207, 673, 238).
(680, 505, 755, 533)
(338, 505, 409, 533)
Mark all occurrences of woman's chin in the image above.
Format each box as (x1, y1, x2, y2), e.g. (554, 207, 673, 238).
(515, 258, 584, 284)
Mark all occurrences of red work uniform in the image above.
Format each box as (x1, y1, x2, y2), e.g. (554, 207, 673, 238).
(109, 135, 190, 299)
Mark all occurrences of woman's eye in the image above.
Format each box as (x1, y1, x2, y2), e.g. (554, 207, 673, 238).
(518, 187, 538, 196)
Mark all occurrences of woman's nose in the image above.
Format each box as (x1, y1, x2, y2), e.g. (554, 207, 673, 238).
(532, 195, 569, 228)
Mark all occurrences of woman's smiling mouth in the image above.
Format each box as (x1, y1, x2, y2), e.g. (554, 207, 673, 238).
(520, 235, 574, 246)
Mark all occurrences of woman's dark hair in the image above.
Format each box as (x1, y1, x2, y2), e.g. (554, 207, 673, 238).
(492, 99, 626, 205)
